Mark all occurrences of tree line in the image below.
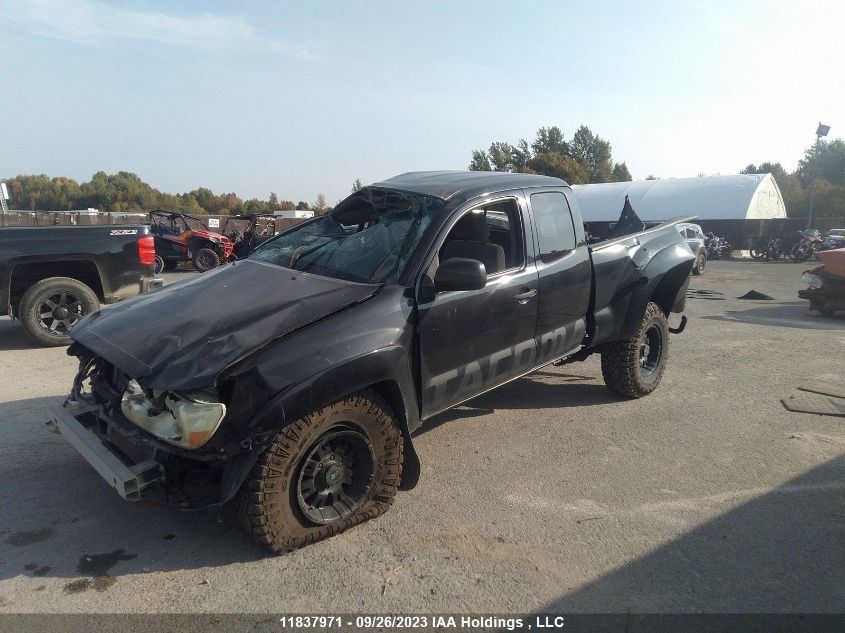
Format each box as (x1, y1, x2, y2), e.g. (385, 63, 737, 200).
(469, 125, 632, 184)
(740, 138, 845, 222)
(5, 133, 843, 223)
(1, 171, 329, 216)
(470, 123, 845, 223)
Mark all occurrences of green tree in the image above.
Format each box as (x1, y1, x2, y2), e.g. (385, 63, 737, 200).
(612, 162, 632, 182)
(512, 139, 531, 173)
(527, 153, 589, 184)
(468, 149, 491, 171)
(268, 192, 281, 212)
(796, 138, 845, 187)
(313, 193, 328, 216)
(531, 126, 567, 156)
(569, 126, 613, 183)
(351, 178, 364, 193)
(296, 200, 309, 210)
(488, 142, 516, 171)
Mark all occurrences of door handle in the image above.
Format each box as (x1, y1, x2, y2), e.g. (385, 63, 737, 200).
(513, 288, 537, 303)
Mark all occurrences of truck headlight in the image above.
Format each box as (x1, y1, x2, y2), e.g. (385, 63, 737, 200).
(121, 380, 226, 449)
(801, 272, 823, 289)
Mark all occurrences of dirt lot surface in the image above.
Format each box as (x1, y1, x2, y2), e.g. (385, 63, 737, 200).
(0, 262, 842, 614)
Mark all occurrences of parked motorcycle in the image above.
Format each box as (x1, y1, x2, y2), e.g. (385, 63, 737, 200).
(749, 237, 783, 260)
(705, 232, 731, 260)
(790, 230, 823, 262)
(749, 239, 767, 260)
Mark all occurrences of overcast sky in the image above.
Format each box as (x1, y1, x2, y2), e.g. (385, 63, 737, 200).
(1, 0, 841, 204)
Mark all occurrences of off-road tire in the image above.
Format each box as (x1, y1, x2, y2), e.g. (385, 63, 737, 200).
(692, 253, 706, 275)
(19, 277, 100, 346)
(237, 390, 404, 553)
(193, 248, 220, 272)
(601, 302, 669, 398)
(153, 255, 165, 275)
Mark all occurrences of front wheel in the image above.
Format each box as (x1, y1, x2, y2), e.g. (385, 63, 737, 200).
(601, 302, 669, 398)
(18, 277, 100, 346)
(193, 247, 220, 272)
(750, 247, 766, 260)
(154, 255, 165, 275)
(237, 390, 404, 553)
(789, 244, 804, 262)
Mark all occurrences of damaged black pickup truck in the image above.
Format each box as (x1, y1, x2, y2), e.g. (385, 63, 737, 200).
(52, 171, 695, 553)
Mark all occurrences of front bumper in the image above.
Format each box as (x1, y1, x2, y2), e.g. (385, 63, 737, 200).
(49, 403, 164, 501)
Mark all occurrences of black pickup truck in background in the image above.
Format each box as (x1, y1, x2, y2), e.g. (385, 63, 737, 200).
(54, 171, 695, 553)
(0, 225, 162, 345)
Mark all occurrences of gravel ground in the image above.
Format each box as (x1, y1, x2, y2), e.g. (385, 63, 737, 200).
(0, 261, 842, 614)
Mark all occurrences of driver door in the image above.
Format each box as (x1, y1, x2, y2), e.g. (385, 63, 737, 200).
(417, 194, 539, 419)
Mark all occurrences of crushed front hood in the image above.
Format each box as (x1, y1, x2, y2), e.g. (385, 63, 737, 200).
(70, 260, 379, 390)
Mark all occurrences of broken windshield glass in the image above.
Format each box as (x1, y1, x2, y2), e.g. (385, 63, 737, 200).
(249, 188, 442, 284)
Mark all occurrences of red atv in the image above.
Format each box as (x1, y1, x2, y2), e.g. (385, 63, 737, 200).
(148, 210, 234, 274)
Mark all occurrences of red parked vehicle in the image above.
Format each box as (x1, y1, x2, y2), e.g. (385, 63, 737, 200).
(800, 248, 845, 316)
(148, 210, 234, 273)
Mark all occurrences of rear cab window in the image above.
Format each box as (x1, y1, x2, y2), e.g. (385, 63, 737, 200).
(530, 191, 579, 263)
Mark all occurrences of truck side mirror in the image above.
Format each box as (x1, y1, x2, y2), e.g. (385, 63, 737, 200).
(434, 258, 487, 292)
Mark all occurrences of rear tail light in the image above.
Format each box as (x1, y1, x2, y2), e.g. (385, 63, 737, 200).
(138, 235, 156, 266)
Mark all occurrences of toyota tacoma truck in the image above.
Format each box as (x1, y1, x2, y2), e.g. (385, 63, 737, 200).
(51, 171, 694, 552)
(0, 224, 162, 345)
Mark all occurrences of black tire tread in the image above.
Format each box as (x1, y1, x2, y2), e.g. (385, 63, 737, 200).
(237, 389, 403, 554)
(193, 247, 220, 272)
(19, 277, 99, 346)
(600, 302, 669, 399)
(691, 253, 705, 275)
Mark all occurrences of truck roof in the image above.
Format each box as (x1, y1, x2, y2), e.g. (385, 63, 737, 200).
(371, 171, 569, 204)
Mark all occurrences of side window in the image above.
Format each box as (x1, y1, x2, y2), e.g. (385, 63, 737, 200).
(439, 199, 524, 276)
(531, 192, 576, 263)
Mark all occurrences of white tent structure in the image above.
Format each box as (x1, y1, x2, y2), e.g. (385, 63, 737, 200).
(571, 174, 787, 223)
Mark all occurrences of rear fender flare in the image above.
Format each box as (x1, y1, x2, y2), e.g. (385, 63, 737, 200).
(618, 245, 695, 339)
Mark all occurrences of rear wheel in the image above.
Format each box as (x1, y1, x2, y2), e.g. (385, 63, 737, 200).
(601, 302, 669, 398)
(238, 390, 404, 553)
(153, 255, 165, 275)
(193, 248, 220, 272)
(691, 253, 706, 275)
(750, 247, 766, 260)
(18, 277, 99, 346)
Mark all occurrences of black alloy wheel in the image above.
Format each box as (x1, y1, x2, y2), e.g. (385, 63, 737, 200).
(639, 323, 664, 376)
(296, 427, 375, 525)
(38, 291, 84, 335)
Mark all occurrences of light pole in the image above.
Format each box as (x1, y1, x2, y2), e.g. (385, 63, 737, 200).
(807, 122, 830, 229)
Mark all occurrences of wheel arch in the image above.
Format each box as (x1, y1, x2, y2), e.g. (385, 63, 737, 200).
(617, 246, 694, 339)
(9, 260, 104, 316)
(220, 347, 422, 503)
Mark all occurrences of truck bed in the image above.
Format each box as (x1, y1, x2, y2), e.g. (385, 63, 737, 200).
(587, 215, 696, 345)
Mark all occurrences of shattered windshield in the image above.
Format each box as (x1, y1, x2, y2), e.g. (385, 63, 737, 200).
(249, 188, 441, 284)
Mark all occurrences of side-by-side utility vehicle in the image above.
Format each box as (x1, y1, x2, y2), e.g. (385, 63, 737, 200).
(148, 210, 234, 273)
(52, 172, 695, 552)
